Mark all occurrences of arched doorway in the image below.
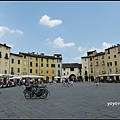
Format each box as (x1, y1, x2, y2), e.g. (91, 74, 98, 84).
(85, 76, 88, 81)
(46, 76, 49, 83)
(91, 76, 94, 81)
(69, 74, 76, 81)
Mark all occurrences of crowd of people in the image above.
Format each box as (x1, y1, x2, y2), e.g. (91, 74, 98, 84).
(62, 78, 75, 87)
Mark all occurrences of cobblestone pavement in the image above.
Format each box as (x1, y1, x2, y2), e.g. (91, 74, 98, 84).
(0, 82, 120, 119)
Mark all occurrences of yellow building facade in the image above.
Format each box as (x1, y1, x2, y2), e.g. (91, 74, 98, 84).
(81, 44, 120, 82)
(10, 53, 23, 75)
(0, 43, 11, 74)
(19, 52, 62, 81)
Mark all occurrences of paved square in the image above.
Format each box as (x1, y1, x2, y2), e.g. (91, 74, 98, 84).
(0, 82, 120, 119)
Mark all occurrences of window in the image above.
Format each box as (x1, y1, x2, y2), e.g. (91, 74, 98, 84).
(64, 68, 65, 71)
(64, 73, 65, 75)
(58, 70, 60, 76)
(102, 55, 104, 59)
(46, 70, 48, 74)
(30, 57, 32, 60)
(96, 62, 99, 66)
(11, 67, 14, 73)
(58, 64, 60, 68)
(30, 62, 32, 67)
(5, 62, 7, 67)
(110, 62, 112, 66)
(36, 69, 38, 74)
(23, 72, 27, 75)
(4, 70, 7, 74)
(24, 68, 26, 70)
(102, 61, 105, 65)
(24, 55, 26, 59)
(51, 64, 55, 68)
(52, 59, 54, 62)
(36, 57, 38, 61)
(84, 58, 86, 61)
(52, 70, 54, 74)
(24, 61, 26, 66)
(109, 69, 112, 73)
(30, 69, 32, 73)
(18, 68, 20, 73)
(41, 63, 43, 67)
(0, 52, 2, 58)
(114, 55, 116, 58)
(90, 62, 92, 66)
(115, 61, 117, 66)
(85, 71, 87, 75)
(12, 58, 14, 63)
(36, 63, 38, 67)
(91, 68, 93, 73)
(96, 57, 98, 60)
(46, 59, 49, 62)
(70, 68, 74, 71)
(18, 60, 20, 64)
(46, 64, 49, 67)
(90, 57, 92, 61)
(108, 56, 110, 59)
(107, 49, 110, 54)
(5, 53, 8, 59)
(116, 68, 118, 73)
(41, 58, 43, 62)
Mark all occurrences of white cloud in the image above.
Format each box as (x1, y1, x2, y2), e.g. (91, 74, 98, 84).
(73, 56, 81, 61)
(77, 47, 86, 52)
(87, 42, 112, 53)
(81, 42, 112, 57)
(38, 15, 62, 28)
(0, 26, 24, 38)
(51, 37, 75, 48)
(102, 42, 112, 49)
(1, 42, 14, 48)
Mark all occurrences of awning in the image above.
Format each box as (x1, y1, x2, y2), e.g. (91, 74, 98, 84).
(9, 76, 22, 80)
(55, 76, 60, 78)
(0, 74, 15, 78)
(98, 74, 120, 77)
(61, 76, 69, 78)
(20, 75, 44, 79)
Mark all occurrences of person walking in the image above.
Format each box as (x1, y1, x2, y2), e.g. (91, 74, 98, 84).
(70, 78, 74, 86)
(65, 78, 69, 87)
(95, 77, 99, 87)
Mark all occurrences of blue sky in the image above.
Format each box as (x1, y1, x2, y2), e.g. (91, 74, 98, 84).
(0, 1, 120, 63)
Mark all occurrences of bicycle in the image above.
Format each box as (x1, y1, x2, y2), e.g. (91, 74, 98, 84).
(23, 84, 50, 99)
